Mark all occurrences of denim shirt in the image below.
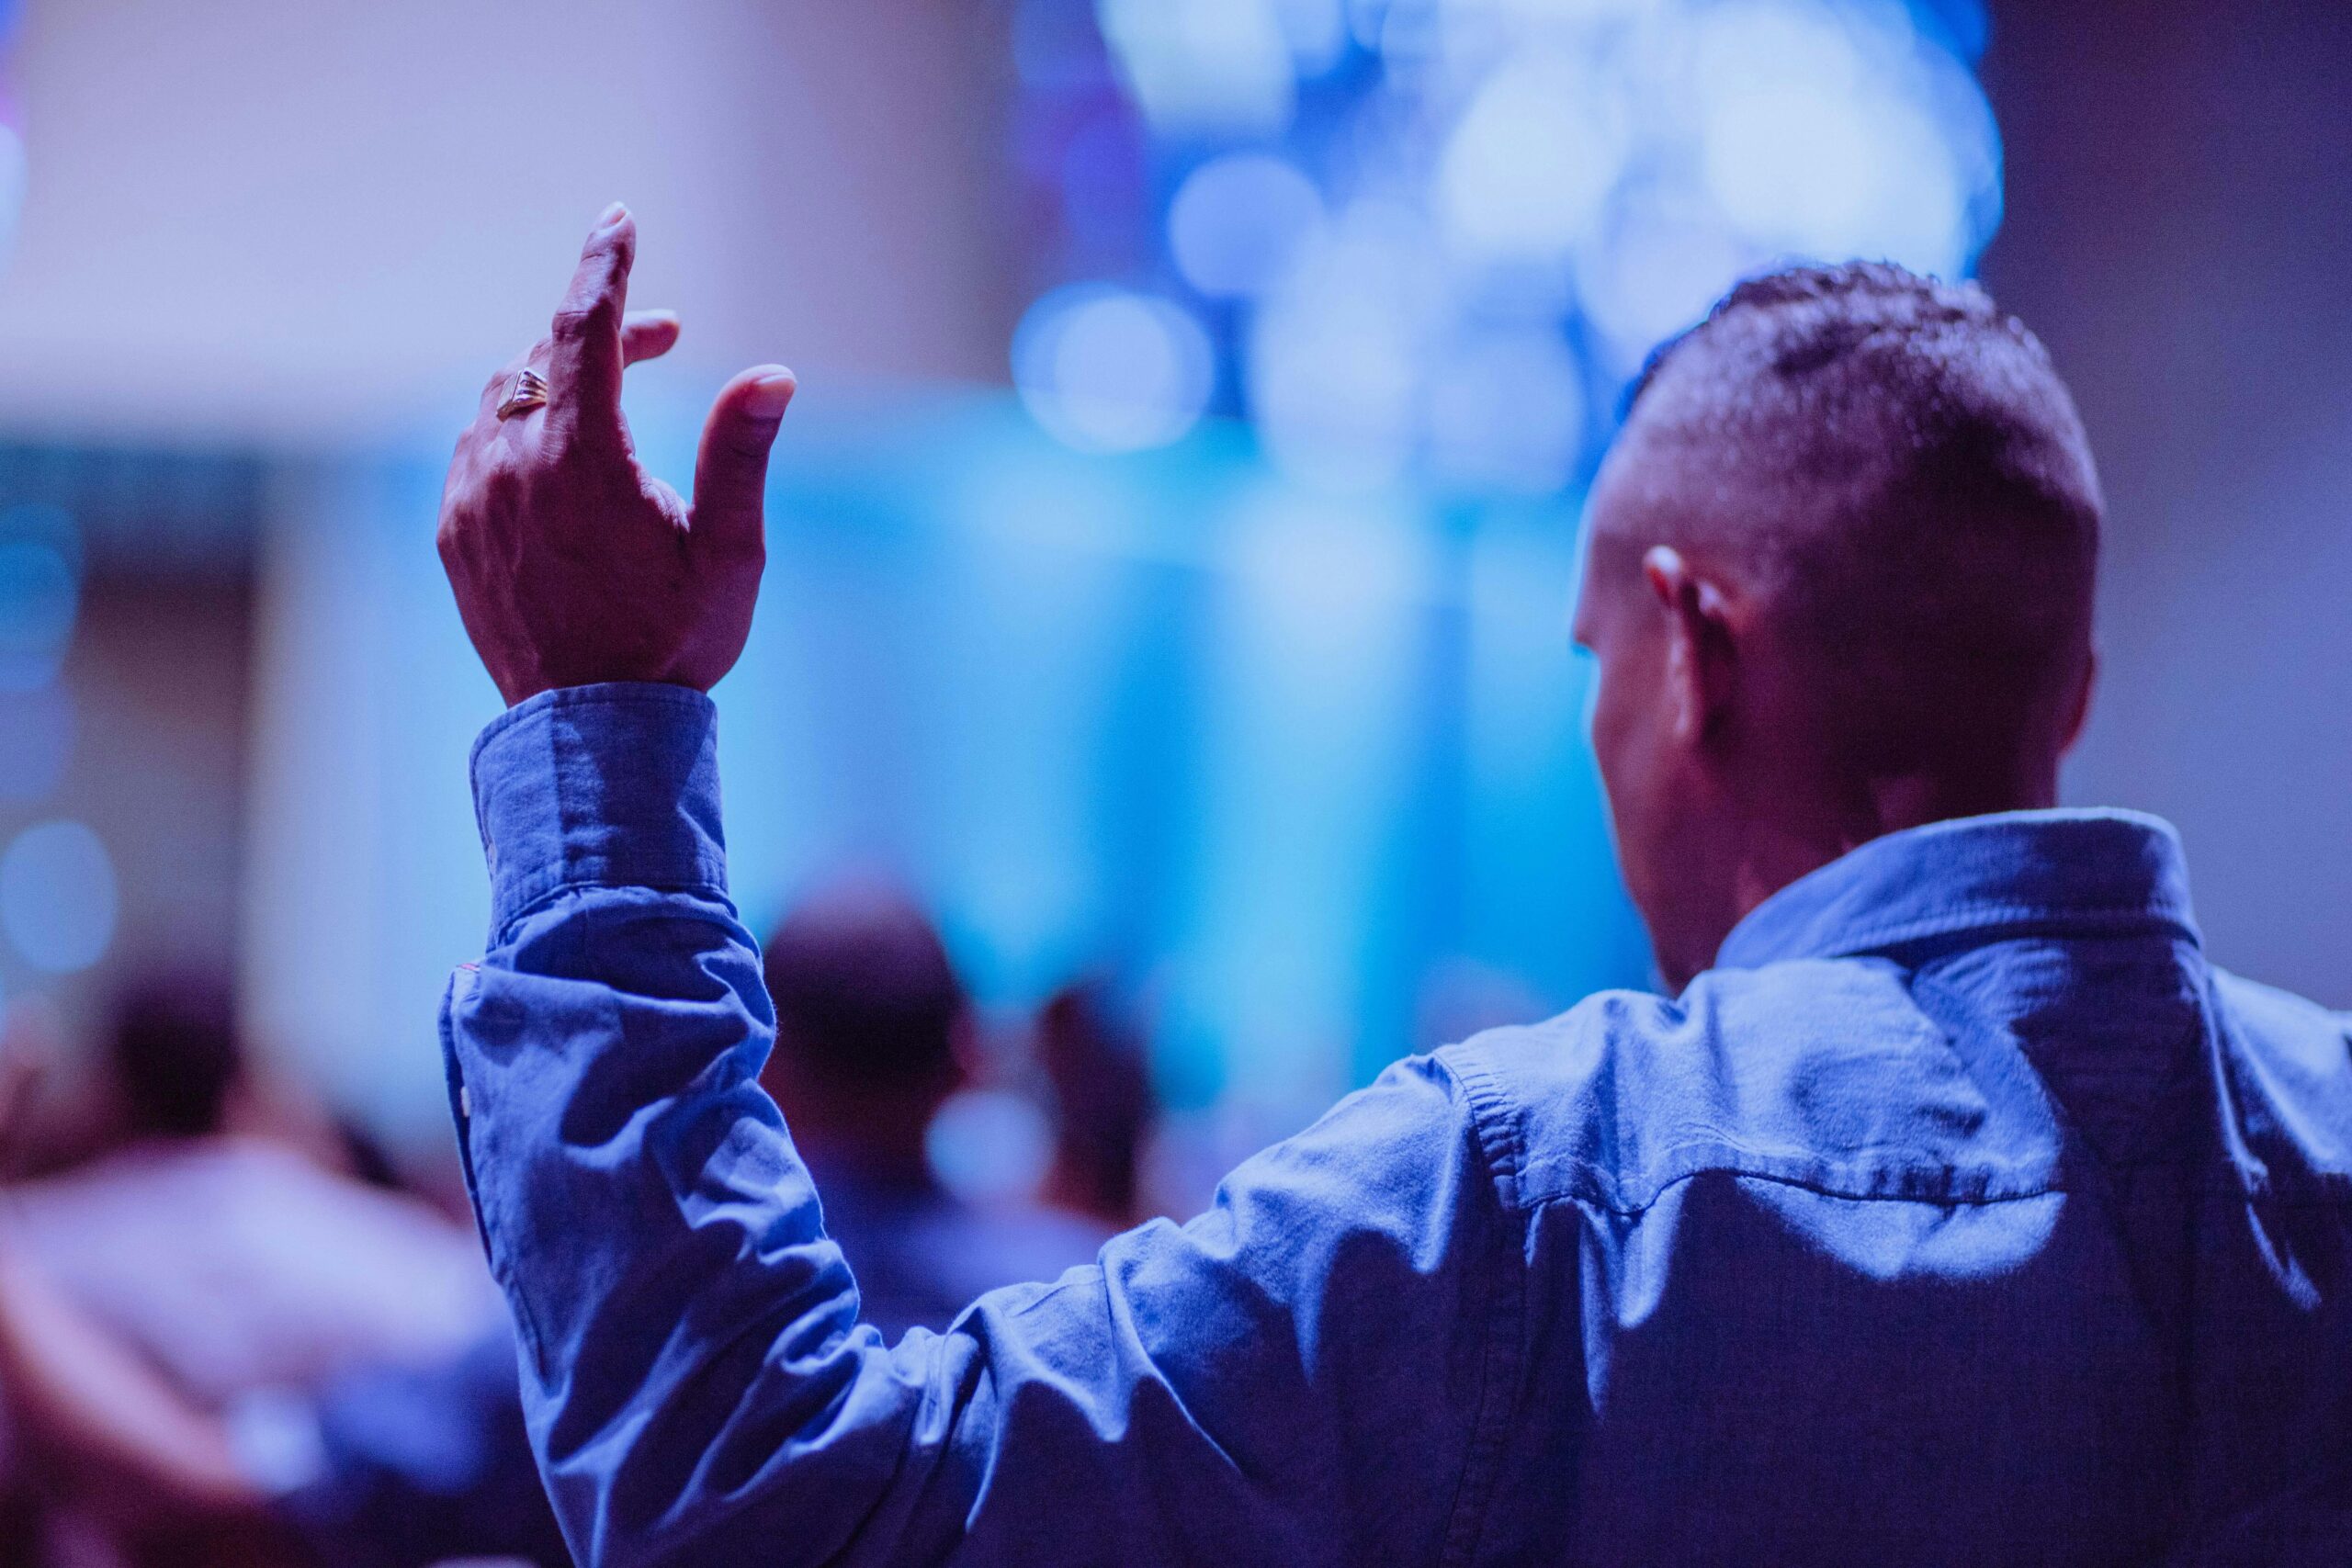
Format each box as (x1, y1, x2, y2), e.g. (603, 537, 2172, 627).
(445, 684, 2352, 1567)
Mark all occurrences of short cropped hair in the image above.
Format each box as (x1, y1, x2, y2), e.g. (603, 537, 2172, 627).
(1621, 262, 2102, 776)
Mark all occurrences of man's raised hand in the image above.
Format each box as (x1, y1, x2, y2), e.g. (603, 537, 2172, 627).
(438, 205, 796, 705)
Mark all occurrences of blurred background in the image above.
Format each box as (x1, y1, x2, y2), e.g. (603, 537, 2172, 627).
(0, 0, 2348, 1556)
(0, 0, 2345, 1262)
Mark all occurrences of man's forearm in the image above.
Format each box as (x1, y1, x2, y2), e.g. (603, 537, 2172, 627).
(430, 218, 976, 1566)
(441, 685, 1504, 1568)
(444, 684, 950, 1563)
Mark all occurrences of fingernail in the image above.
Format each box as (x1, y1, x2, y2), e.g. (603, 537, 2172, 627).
(596, 201, 629, 230)
(743, 369, 797, 420)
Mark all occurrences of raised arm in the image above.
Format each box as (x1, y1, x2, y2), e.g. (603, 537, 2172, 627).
(435, 213, 1519, 1566)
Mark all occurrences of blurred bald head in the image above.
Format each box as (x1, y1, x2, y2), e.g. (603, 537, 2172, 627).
(763, 879, 967, 1094)
(759, 877, 972, 1179)
(1576, 263, 2105, 985)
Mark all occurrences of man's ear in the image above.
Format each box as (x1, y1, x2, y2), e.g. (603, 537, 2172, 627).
(1641, 545, 1736, 742)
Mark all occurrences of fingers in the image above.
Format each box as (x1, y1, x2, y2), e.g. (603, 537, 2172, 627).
(473, 308, 675, 428)
(689, 365, 797, 557)
(546, 204, 637, 442)
(623, 310, 682, 366)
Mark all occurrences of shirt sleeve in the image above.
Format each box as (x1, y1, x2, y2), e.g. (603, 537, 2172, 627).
(442, 683, 1521, 1568)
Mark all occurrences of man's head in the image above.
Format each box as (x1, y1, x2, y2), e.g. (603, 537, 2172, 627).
(1575, 263, 2103, 987)
(759, 878, 971, 1174)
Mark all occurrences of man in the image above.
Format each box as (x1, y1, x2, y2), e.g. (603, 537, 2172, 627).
(435, 209, 2352, 1563)
(758, 881, 1107, 1335)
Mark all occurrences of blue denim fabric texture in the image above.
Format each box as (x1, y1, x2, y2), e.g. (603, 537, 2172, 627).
(445, 683, 2352, 1566)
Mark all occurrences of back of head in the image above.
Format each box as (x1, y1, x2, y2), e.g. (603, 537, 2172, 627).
(1618, 262, 2104, 787)
(107, 970, 243, 1141)
(761, 880, 967, 1100)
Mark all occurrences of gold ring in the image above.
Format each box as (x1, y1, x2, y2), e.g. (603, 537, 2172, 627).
(497, 367, 550, 420)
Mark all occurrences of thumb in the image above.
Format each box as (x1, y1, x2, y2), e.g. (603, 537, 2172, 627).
(690, 366, 796, 556)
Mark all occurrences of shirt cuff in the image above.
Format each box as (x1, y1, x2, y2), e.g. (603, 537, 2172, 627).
(469, 682, 728, 938)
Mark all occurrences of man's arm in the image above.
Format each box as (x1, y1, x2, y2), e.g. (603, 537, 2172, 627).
(446, 682, 1516, 1565)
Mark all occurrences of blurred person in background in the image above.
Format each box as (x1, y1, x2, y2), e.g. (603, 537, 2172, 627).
(434, 217, 2350, 1562)
(0, 973, 568, 1567)
(0, 1236, 293, 1566)
(0, 978, 357, 1190)
(5, 973, 494, 1409)
(759, 881, 1107, 1337)
(1031, 976, 1154, 1231)
(0, 1268, 570, 1568)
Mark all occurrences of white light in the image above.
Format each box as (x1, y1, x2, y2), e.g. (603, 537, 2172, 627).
(1065, 0, 2005, 476)
(1170, 153, 1324, 299)
(1271, 0, 1350, 74)
(1425, 328, 1589, 494)
(1247, 205, 1442, 490)
(1851, 97, 1972, 276)
(1692, 1, 1866, 103)
(1438, 0, 1673, 43)
(1702, 83, 1877, 253)
(1097, 0, 1297, 139)
(1437, 51, 1630, 269)
(1015, 284, 1216, 454)
(1691, 0, 1979, 276)
(2, 819, 118, 974)
(1576, 190, 1757, 369)
(926, 1087, 1055, 1206)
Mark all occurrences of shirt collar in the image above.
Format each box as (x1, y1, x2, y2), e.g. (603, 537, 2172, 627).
(1713, 808, 2201, 971)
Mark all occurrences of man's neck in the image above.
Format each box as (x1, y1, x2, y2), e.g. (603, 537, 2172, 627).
(1719, 762, 2062, 962)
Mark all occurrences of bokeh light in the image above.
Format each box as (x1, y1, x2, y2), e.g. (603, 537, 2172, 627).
(1169, 152, 1324, 299)
(1013, 283, 1216, 453)
(1096, 0, 1297, 138)
(1425, 327, 1589, 493)
(0, 503, 81, 690)
(1016, 0, 2000, 491)
(1437, 51, 1629, 271)
(926, 1086, 1057, 1205)
(1246, 201, 1442, 490)
(1, 818, 119, 973)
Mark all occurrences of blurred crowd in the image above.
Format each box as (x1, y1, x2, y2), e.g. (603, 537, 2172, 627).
(0, 879, 1163, 1568)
